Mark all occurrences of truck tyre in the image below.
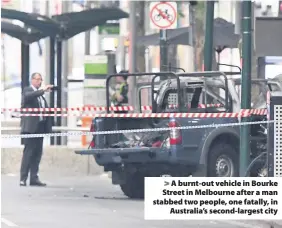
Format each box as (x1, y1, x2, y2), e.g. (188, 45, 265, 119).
(120, 172, 145, 199)
(207, 143, 239, 177)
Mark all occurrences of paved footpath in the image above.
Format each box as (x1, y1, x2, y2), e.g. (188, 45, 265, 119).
(1, 174, 280, 228)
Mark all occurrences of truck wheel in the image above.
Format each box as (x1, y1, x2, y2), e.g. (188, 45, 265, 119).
(120, 173, 145, 199)
(207, 143, 239, 177)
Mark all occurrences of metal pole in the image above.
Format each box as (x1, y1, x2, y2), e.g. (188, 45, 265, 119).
(128, 1, 137, 107)
(56, 41, 62, 145)
(44, 0, 51, 105)
(189, 3, 197, 71)
(159, 29, 168, 72)
(61, 0, 71, 145)
(203, 1, 214, 71)
(20, 43, 30, 145)
(50, 38, 56, 145)
(21, 43, 30, 92)
(119, 0, 127, 71)
(240, 1, 252, 177)
(235, 1, 242, 35)
(257, 57, 265, 79)
(85, 0, 91, 55)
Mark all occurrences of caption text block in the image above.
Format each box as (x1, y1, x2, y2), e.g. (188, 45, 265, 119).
(144, 177, 282, 220)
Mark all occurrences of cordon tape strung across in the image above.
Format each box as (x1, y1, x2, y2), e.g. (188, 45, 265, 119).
(0, 110, 268, 117)
(1, 104, 223, 112)
(1, 105, 267, 117)
(1, 104, 269, 139)
(1, 120, 274, 139)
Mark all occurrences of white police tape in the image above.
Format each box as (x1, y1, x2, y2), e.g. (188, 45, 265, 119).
(1, 119, 274, 139)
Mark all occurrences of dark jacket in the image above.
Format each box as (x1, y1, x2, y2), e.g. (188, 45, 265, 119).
(20, 86, 52, 134)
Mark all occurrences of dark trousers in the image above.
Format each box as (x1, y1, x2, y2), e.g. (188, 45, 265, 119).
(20, 121, 46, 182)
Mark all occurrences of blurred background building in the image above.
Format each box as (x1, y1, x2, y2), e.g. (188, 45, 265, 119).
(1, 0, 282, 146)
(2, 0, 281, 94)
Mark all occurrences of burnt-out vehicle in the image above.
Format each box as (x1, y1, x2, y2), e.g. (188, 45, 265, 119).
(75, 71, 268, 199)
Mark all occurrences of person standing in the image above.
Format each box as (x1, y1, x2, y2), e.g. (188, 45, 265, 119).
(20, 72, 54, 187)
(110, 70, 129, 113)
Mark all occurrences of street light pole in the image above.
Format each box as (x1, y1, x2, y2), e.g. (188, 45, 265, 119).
(128, 1, 137, 108)
(204, 1, 214, 71)
(159, 29, 168, 72)
(189, 2, 196, 71)
(240, 1, 252, 177)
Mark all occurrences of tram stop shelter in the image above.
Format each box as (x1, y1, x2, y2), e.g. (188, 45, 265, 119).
(1, 7, 129, 144)
(137, 17, 240, 61)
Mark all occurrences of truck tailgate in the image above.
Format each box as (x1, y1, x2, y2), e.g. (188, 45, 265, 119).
(75, 147, 162, 155)
(75, 147, 170, 165)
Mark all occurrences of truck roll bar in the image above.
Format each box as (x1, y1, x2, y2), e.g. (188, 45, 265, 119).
(217, 63, 242, 73)
(105, 72, 180, 113)
(137, 85, 157, 113)
(151, 72, 181, 113)
(176, 71, 230, 111)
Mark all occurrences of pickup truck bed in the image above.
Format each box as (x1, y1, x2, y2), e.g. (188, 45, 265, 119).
(74, 115, 243, 173)
(91, 117, 169, 148)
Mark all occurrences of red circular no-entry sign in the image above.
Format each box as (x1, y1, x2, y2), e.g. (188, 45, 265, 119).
(150, 2, 177, 29)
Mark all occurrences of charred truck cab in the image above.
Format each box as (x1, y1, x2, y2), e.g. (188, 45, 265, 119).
(75, 71, 268, 199)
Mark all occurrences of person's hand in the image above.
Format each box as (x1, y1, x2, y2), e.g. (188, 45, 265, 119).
(43, 84, 54, 92)
(116, 94, 124, 102)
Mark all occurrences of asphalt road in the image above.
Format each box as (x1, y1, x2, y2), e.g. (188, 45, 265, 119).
(1, 174, 278, 228)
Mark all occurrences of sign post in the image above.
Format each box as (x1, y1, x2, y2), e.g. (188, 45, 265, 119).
(150, 1, 177, 74)
(159, 30, 168, 72)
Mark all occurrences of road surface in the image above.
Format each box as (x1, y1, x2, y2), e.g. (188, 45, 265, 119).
(1, 174, 277, 228)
